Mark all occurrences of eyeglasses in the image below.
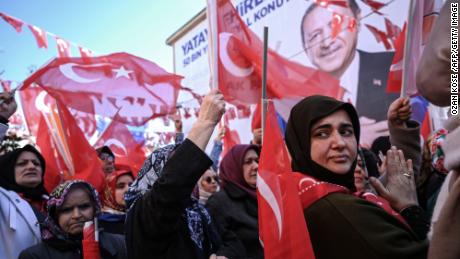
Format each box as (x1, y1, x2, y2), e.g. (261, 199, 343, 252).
(204, 176, 219, 184)
(99, 154, 114, 162)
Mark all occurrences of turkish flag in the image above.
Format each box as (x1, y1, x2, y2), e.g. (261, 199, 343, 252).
(221, 117, 241, 158)
(251, 102, 261, 131)
(224, 107, 237, 121)
(0, 12, 23, 33)
(313, 0, 348, 8)
(207, 0, 342, 105)
(37, 115, 64, 192)
(20, 86, 104, 192)
(94, 119, 146, 174)
(53, 100, 105, 192)
(386, 0, 443, 95)
(257, 102, 313, 259)
(22, 52, 183, 126)
(83, 221, 101, 259)
(236, 105, 251, 119)
(386, 24, 405, 94)
(0, 80, 12, 92)
(365, 24, 392, 50)
(384, 18, 402, 44)
(55, 36, 71, 58)
(362, 0, 386, 14)
(19, 85, 96, 140)
(79, 46, 93, 58)
(28, 25, 48, 49)
(19, 85, 104, 192)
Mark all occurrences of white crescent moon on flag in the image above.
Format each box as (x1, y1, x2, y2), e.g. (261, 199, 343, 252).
(35, 91, 51, 113)
(219, 32, 254, 78)
(257, 174, 283, 240)
(104, 138, 128, 156)
(59, 63, 103, 84)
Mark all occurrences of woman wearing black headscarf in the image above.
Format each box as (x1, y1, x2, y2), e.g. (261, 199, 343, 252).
(0, 144, 49, 258)
(206, 144, 263, 259)
(285, 95, 428, 259)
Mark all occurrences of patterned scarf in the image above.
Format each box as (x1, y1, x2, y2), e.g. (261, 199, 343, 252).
(429, 129, 448, 174)
(125, 142, 219, 257)
(41, 180, 101, 250)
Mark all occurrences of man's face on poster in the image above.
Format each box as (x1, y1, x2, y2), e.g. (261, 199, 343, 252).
(302, 4, 359, 77)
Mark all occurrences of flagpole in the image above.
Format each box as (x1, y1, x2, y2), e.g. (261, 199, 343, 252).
(206, 0, 219, 89)
(400, 0, 417, 98)
(261, 26, 269, 145)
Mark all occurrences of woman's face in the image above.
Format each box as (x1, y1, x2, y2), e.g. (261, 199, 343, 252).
(242, 149, 259, 188)
(114, 174, 134, 207)
(57, 188, 95, 236)
(201, 169, 219, 193)
(354, 156, 365, 192)
(14, 151, 43, 188)
(310, 110, 357, 174)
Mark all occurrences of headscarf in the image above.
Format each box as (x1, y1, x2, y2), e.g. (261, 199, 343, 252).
(0, 144, 48, 200)
(102, 165, 135, 213)
(41, 180, 101, 249)
(219, 144, 260, 198)
(124, 143, 180, 208)
(125, 143, 220, 257)
(429, 129, 448, 174)
(285, 95, 360, 190)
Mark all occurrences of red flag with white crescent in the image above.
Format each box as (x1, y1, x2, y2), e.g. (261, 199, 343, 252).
(207, 0, 343, 105)
(21, 52, 183, 126)
(257, 102, 313, 259)
(19, 85, 104, 192)
(94, 119, 146, 174)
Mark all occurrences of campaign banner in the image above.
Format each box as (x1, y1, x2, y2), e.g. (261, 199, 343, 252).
(172, 0, 411, 147)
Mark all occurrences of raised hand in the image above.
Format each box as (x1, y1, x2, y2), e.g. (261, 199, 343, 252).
(387, 97, 412, 126)
(197, 89, 226, 126)
(187, 89, 226, 151)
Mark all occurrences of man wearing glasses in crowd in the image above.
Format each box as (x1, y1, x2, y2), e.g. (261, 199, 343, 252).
(96, 146, 116, 175)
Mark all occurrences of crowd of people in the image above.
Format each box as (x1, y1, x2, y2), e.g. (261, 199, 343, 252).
(0, 0, 458, 258)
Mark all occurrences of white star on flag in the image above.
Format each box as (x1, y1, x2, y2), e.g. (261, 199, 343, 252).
(113, 66, 132, 79)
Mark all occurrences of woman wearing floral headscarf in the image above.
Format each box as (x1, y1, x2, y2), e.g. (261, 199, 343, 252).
(0, 145, 48, 259)
(99, 166, 135, 235)
(124, 90, 225, 259)
(18, 180, 127, 259)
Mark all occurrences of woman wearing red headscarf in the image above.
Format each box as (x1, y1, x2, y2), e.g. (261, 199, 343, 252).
(99, 166, 135, 235)
(206, 144, 263, 259)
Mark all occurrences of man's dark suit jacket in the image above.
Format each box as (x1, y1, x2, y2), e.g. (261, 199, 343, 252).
(355, 50, 399, 122)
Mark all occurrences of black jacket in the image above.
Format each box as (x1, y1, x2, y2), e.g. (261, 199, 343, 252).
(125, 139, 218, 259)
(304, 193, 428, 259)
(206, 183, 263, 259)
(18, 232, 127, 259)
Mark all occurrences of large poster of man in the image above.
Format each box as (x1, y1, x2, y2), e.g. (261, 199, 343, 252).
(170, 0, 411, 147)
(281, 0, 402, 147)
